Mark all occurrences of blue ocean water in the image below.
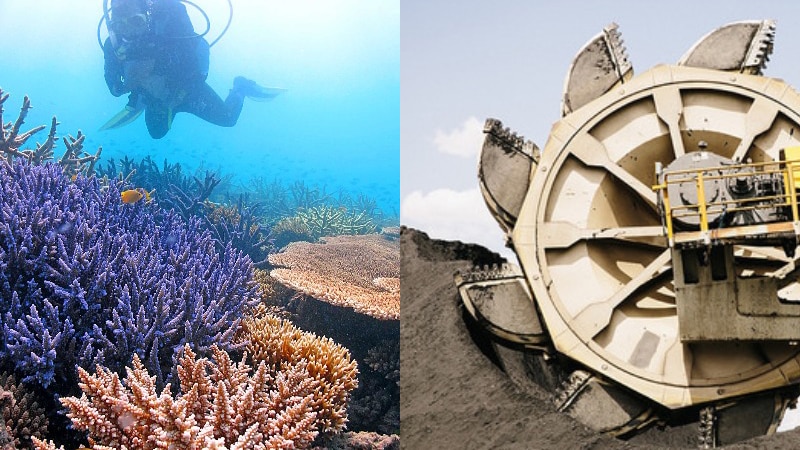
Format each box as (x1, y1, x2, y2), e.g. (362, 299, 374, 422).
(0, 0, 399, 215)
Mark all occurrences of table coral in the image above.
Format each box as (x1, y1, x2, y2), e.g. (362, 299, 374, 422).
(240, 308, 359, 434)
(269, 234, 400, 320)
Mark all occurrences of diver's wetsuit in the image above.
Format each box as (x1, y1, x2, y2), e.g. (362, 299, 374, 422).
(103, 0, 245, 139)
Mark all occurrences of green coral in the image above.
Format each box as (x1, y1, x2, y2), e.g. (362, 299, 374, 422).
(299, 205, 378, 236)
(272, 205, 378, 248)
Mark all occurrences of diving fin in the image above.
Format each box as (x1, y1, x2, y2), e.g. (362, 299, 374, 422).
(233, 76, 287, 102)
(100, 102, 144, 131)
(248, 86, 287, 102)
(253, 86, 287, 100)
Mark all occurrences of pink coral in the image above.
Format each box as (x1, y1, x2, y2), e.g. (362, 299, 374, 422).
(46, 345, 320, 449)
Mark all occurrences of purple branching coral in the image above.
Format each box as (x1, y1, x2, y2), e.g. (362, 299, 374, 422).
(0, 160, 258, 393)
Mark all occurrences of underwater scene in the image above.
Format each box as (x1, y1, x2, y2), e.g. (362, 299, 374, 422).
(0, 0, 399, 448)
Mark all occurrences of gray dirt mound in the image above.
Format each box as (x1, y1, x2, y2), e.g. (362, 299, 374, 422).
(400, 226, 800, 449)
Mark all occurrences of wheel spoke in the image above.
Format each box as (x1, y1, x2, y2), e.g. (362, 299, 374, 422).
(736, 245, 792, 263)
(730, 97, 779, 162)
(571, 249, 673, 340)
(653, 86, 686, 159)
(540, 221, 666, 249)
(772, 258, 800, 282)
(570, 133, 659, 211)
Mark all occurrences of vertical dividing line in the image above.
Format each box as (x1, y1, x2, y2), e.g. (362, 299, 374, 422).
(783, 165, 791, 208)
(662, 177, 674, 244)
(697, 171, 708, 232)
(788, 162, 799, 222)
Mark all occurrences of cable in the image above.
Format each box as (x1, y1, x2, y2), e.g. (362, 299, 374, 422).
(176, 0, 211, 40)
(207, 0, 232, 47)
(97, 0, 110, 50)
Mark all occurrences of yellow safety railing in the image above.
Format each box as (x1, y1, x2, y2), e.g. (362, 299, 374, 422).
(652, 160, 800, 243)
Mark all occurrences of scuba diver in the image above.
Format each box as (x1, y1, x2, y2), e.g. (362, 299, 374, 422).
(101, 0, 283, 139)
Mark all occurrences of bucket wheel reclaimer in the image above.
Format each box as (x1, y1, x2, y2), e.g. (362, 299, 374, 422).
(458, 20, 800, 447)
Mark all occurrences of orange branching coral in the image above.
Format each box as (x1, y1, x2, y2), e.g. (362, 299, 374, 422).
(268, 234, 400, 320)
(240, 309, 359, 435)
(47, 345, 319, 450)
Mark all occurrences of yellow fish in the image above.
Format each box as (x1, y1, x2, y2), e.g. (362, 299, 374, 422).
(120, 188, 144, 204)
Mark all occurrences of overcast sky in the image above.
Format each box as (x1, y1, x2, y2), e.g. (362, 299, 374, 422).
(401, 0, 800, 260)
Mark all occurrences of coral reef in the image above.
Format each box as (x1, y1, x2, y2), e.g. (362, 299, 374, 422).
(269, 234, 400, 320)
(271, 215, 315, 248)
(245, 178, 396, 249)
(97, 156, 223, 221)
(39, 345, 319, 449)
(0, 89, 101, 177)
(297, 205, 378, 237)
(239, 308, 359, 435)
(98, 157, 276, 268)
(248, 179, 332, 222)
(203, 195, 275, 268)
(269, 297, 400, 436)
(252, 269, 294, 318)
(0, 390, 13, 449)
(314, 431, 400, 450)
(365, 340, 399, 387)
(0, 160, 257, 395)
(0, 373, 47, 448)
(380, 226, 400, 240)
(272, 205, 377, 247)
(346, 371, 399, 435)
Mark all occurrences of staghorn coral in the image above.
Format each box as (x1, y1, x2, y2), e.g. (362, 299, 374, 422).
(0, 373, 47, 448)
(240, 308, 359, 435)
(295, 205, 377, 238)
(271, 215, 314, 248)
(39, 345, 318, 449)
(203, 195, 275, 268)
(269, 234, 400, 320)
(272, 205, 378, 248)
(0, 161, 257, 404)
(372, 277, 400, 294)
(96, 156, 225, 220)
(252, 179, 332, 222)
(242, 177, 396, 250)
(97, 156, 277, 268)
(0, 89, 101, 177)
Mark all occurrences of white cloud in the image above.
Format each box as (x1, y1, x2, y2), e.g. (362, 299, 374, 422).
(779, 407, 800, 432)
(401, 188, 515, 259)
(433, 116, 484, 158)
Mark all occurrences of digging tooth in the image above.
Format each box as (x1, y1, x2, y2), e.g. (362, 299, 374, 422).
(745, 19, 776, 74)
